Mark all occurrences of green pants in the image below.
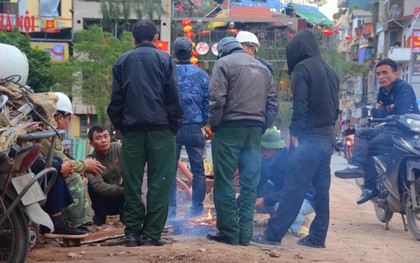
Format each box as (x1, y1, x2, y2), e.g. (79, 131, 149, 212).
(62, 173, 92, 227)
(122, 130, 176, 240)
(212, 127, 262, 244)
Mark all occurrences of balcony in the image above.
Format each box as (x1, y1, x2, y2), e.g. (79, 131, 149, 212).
(388, 47, 411, 62)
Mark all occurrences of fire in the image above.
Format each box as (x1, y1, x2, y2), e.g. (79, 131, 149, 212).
(188, 209, 216, 226)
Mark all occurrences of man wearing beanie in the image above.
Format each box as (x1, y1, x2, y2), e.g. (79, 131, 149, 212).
(255, 127, 314, 237)
(207, 37, 278, 246)
(168, 37, 210, 219)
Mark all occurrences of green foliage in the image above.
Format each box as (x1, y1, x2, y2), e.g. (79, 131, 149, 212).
(0, 29, 53, 92)
(323, 49, 369, 81)
(71, 26, 134, 123)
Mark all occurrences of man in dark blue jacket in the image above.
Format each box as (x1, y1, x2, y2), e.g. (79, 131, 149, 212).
(107, 20, 183, 247)
(168, 37, 209, 218)
(336, 58, 419, 204)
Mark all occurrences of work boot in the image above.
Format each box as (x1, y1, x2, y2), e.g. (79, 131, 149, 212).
(125, 233, 140, 247)
(357, 188, 379, 205)
(335, 166, 365, 179)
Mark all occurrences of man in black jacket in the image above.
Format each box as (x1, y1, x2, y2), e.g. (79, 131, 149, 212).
(335, 58, 419, 204)
(107, 20, 183, 247)
(252, 29, 339, 248)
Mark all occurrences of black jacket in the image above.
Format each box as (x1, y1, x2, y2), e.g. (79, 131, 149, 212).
(107, 43, 183, 134)
(371, 78, 420, 118)
(286, 29, 340, 140)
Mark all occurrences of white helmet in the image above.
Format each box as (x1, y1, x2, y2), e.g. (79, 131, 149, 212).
(54, 92, 73, 114)
(0, 43, 29, 85)
(236, 31, 260, 49)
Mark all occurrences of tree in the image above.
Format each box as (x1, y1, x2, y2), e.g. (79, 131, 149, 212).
(71, 26, 134, 124)
(323, 49, 369, 81)
(0, 29, 53, 92)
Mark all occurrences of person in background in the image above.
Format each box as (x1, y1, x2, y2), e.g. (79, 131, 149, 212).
(236, 31, 273, 74)
(168, 36, 209, 219)
(40, 92, 105, 232)
(107, 20, 183, 247)
(335, 58, 419, 204)
(206, 37, 278, 246)
(86, 125, 124, 226)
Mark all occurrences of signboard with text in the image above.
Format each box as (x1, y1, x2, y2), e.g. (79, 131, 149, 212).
(413, 53, 420, 76)
(413, 30, 420, 51)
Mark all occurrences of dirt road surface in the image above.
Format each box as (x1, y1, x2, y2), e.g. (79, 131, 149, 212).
(27, 154, 419, 262)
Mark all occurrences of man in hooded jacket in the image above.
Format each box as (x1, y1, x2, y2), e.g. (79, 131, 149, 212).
(206, 37, 278, 246)
(252, 29, 339, 248)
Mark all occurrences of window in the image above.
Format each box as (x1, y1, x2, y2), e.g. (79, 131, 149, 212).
(0, 1, 18, 15)
(39, 0, 61, 17)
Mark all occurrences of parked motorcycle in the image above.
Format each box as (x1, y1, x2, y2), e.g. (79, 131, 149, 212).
(339, 114, 420, 240)
(0, 78, 63, 262)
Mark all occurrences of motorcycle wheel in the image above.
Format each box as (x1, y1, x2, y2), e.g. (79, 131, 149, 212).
(0, 198, 29, 263)
(374, 203, 393, 223)
(406, 178, 420, 241)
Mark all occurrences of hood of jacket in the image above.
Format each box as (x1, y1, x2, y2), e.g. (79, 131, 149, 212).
(286, 29, 321, 75)
(217, 37, 243, 59)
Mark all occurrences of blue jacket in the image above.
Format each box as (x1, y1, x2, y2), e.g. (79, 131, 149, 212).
(371, 78, 419, 118)
(176, 61, 209, 125)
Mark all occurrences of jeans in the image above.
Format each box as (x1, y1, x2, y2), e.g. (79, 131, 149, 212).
(350, 126, 397, 190)
(169, 124, 206, 218)
(265, 139, 332, 246)
(88, 184, 125, 225)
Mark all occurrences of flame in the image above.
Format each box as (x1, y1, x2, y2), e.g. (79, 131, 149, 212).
(188, 209, 216, 226)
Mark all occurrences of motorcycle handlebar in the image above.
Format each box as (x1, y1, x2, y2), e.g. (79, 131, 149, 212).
(18, 130, 65, 141)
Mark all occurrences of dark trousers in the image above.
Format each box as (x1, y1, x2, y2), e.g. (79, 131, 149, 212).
(169, 124, 206, 217)
(350, 126, 397, 190)
(43, 173, 73, 215)
(87, 184, 124, 225)
(121, 130, 176, 240)
(264, 140, 332, 246)
(212, 127, 262, 244)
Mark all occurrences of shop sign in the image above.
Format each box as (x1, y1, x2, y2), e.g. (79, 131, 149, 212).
(413, 30, 420, 51)
(211, 43, 218, 56)
(0, 11, 35, 34)
(196, 42, 209, 55)
(413, 53, 420, 76)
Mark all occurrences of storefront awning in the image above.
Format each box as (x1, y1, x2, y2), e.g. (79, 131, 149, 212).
(290, 4, 333, 26)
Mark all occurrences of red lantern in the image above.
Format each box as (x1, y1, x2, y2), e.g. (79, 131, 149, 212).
(227, 28, 238, 35)
(198, 30, 211, 35)
(192, 50, 198, 57)
(322, 29, 333, 36)
(183, 25, 193, 33)
(344, 35, 353, 41)
(182, 19, 191, 26)
(185, 32, 195, 39)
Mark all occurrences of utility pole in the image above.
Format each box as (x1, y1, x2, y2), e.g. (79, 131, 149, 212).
(160, 0, 172, 53)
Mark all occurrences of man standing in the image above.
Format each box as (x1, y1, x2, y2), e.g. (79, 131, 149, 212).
(335, 58, 419, 204)
(236, 31, 273, 74)
(252, 29, 339, 248)
(86, 125, 124, 226)
(107, 20, 183, 247)
(168, 37, 209, 218)
(206, 37, 278, 246)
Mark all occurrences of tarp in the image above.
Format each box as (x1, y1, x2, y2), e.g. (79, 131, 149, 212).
(290, 4, 333, 26)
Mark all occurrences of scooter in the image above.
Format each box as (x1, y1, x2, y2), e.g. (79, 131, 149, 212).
(345, 134, 355, 161)
(348, 114, 420, 240)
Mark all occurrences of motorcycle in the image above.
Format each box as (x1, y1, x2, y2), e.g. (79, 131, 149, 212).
(0, 78, 63, 262)
(345, 114, 420, 240)
(345, 134, 355, 161)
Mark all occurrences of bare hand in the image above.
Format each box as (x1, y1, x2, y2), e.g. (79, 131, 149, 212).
(84, 158, 105, 176)
(375, 101, 384, 110)
(61, 161, 74, 177)
(292, 136, 299, 148)
(255, 198, 266, 210)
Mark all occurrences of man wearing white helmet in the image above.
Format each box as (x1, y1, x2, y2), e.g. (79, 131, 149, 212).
(236, 31, 273, 74)
(40, 92, 106, 232)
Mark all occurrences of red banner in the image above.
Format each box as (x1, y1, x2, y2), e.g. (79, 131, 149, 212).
(413, 30, 420, 51)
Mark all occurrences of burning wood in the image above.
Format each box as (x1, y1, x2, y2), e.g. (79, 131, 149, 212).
(164, 209, 217, 236)
(188, 209, 216, 226)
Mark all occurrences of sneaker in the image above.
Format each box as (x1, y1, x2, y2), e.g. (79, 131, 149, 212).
(335, 166, 365, 179)
(357, 188, 379, 205)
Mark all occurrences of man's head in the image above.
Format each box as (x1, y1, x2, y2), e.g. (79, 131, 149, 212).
(375, 58, 399, 89)
(173, 37, 193, 61)
(261, 127, 286, 159)
(53, 92, 73, 130)
(236, 31, 260, 57)
(88, 125, 111, 155)
(217, 37, 243, 59)
(132, 20, 157, 45)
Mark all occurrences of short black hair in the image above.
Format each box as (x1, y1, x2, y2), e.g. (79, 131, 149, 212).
(88, 125, 109, 142)
(376, 58, 398, 72)
(132, 20, 157, 43)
